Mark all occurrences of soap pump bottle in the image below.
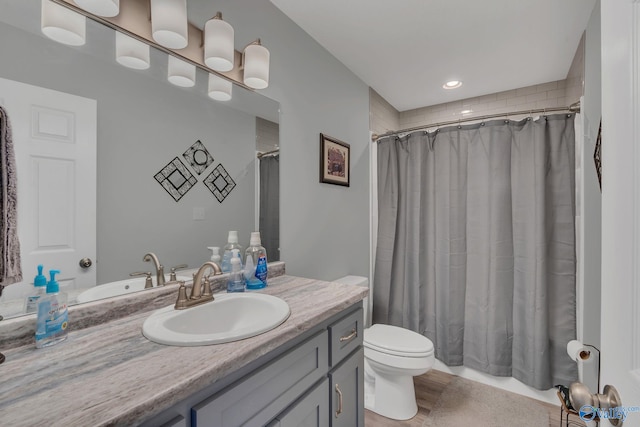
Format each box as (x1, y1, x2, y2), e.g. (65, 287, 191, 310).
(221, 231, 243, 273)
(227, 249, 245, 293)
(244, 231, 268, 290)
(35, 269, 69, 349)
(208, 246, 221, 263)
(24, 264, 47, 314)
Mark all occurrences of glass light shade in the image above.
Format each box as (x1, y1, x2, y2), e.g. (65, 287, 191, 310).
(243, 43, 270, 89)
(74, 0, 119, 17)
(204, 16, 234, 72)
(115, 32, 150, 70)
(41, 0, 86, 46)
(208, 74, 232, 101)
(168, 56, 196, 87)
(151, 0, 188, 49)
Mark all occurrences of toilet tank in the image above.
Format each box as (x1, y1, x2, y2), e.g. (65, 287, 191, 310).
(334, 275, 370, 327)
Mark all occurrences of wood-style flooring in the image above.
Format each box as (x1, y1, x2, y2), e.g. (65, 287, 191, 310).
(364, 369, 586, 427)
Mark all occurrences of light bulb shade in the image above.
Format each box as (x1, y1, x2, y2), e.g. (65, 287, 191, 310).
(168, 56, 196, 87)
(204, 17, 234, 72)
(208, 74, 232, 101)
(115, 32, 150, 70)
(151, 0, 188, 49)
(74, 0, 119, 17)
(41, 0, 86, 46)
(243, 43, 270, 89)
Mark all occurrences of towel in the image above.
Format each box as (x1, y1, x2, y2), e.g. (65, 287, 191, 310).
(0, 105, 22, 291)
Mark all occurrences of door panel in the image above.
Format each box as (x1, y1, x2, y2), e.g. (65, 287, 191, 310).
(0, 77, 96, 302)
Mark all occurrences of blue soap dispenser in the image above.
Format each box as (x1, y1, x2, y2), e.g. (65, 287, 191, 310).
(24, 264, 47, 314)
(35, 269, 69, 348)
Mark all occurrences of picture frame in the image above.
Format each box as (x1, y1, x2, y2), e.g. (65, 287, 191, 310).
(319, 133, 350, 187)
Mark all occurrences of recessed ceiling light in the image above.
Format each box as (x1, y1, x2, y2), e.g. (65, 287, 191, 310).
(443, 80, 462, 89)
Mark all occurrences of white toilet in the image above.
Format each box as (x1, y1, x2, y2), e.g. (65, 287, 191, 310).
(335, 276, 435, 421)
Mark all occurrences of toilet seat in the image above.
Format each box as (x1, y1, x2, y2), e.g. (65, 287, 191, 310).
(364, 324, 434, 358)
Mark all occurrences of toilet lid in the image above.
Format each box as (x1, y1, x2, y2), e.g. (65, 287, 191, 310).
(364, 324, 434, 357)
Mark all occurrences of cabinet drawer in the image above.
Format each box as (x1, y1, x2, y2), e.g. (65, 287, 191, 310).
(192, 330, 328, 427)
(328, 307, 363, 366)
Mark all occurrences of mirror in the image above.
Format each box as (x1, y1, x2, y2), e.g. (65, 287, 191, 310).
(0, 0, 280, 319)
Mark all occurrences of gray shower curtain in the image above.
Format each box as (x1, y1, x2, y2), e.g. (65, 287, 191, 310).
(259, 155, 280, 262)
(373, 114, 578, 389)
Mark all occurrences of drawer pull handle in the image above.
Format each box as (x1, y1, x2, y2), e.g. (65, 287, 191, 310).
(339, 328, 357, 343)
(335, 383, 343, 418)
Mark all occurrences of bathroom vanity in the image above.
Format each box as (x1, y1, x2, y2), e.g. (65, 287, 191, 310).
(0, 274, 367, 427)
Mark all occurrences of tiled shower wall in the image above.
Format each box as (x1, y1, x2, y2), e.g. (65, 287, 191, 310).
(370, 33, 585, 135)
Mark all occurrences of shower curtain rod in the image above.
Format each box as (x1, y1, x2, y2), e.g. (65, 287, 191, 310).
(372, 101, 581, 142)
(257, 149, 280, 158)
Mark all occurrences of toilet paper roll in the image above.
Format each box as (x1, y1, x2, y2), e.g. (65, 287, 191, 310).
(567, 340, 591, 361)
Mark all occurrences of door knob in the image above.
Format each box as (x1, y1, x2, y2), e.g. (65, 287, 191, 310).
(79, 258, 93, 269)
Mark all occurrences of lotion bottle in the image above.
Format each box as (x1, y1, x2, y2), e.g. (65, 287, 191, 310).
(227, 250, 245, 293)
(35, 270, 69, 348)
(24, 264, 47, 314)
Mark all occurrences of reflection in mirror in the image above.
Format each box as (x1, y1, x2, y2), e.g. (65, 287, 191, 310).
(0, 0, 279, 320)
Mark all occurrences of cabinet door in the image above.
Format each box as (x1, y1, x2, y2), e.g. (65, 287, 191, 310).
(329, 348, 364, 427)
(272, 378, 329, 427)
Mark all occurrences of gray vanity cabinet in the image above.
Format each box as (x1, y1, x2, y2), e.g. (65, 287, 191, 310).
(330, 348, 364, 427)
(145, 304, 364, 427)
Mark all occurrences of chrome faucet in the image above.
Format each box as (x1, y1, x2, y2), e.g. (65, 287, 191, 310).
(174, 261, 222, 310)
(143, 252, 165, 287)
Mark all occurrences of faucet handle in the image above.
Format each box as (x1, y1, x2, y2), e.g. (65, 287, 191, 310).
(174, 281, 189, 310)
(169, 264, 189, 281)
(130, 271, 153, 289)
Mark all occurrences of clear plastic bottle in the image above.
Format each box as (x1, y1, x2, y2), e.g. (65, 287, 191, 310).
(227, 252, 245, 293)
(35, 269, 69, 348)
(221, 231, 243, 273)
(244, 231, 268, 290)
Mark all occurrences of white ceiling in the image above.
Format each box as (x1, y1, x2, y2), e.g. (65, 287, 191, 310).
(270, 0, 596, 112)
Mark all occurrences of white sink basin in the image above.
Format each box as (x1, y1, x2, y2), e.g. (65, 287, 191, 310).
(142, 293, 290, 346)
(76, 275, 190, 303)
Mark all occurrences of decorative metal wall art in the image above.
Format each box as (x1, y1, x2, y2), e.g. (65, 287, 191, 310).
(204, 164, 236, 203)
(154, 157, 197, 202)
(183, 140, 214, 175)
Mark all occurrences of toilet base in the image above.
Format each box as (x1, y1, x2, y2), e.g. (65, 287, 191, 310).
(364, 368, 419, 420)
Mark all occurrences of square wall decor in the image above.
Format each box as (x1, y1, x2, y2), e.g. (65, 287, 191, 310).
(154, 157, 197, 202)
(183, 139, 214, 175)
(204, 164, 236, 203)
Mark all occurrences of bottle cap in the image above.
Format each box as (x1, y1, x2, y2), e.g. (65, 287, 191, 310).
(250, 231, 261, 246)
(34, 264, 47, 287)
(227, 231, 238, 244)
(208, 246, 220, 255)
(46, 269, 61, 294)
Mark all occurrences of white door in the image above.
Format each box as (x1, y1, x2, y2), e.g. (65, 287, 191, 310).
(0, 77, 96, 301)
(601, 0, 640, 425)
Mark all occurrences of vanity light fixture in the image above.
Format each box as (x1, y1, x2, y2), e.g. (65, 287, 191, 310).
(208, 73, 232, 101)
(443, 80, 462, 89)
(151, 0, 188, 49)
(115, 32, 150, 70)
(41, 0, 86, 46)
(243, 39, 270, 89)
(74, 0, 119, 17)
(168, 55, 196, 87)
(204, 12, 235, 72)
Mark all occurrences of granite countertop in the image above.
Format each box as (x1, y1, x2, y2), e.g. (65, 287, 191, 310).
(0, 275, 367, 427)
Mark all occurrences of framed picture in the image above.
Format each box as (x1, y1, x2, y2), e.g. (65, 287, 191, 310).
(319, 133, 350, 187)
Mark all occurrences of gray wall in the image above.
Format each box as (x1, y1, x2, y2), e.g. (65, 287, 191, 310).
(0, 22, 257, 284)
(215, 0, 371, 280)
